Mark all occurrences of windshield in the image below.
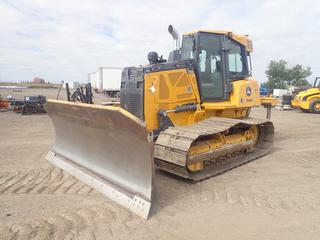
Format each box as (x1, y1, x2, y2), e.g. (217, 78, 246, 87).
(196, 33, 224, 100)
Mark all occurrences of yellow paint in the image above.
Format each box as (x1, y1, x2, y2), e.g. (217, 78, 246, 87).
(183, 30, 253, 52)
(291, 87, 320, 111)
(189, 139, 222, 156)
(260, 97, 278, 106)
(201, 77, 260, 109)
(248, 125, 259, 145)
(224, 134, 246, 144)
(186, 125, 259, 172)
(187, 138, 221, 171)
(144, 69, 201, 131)
(187, 162, 204, 172)
(144, 70, 260, 131)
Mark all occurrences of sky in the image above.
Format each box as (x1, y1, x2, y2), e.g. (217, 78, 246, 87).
(0, 0, 319, 84)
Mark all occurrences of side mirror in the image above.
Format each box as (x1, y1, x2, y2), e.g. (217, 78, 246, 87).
(147, 51, 167, 65)
(148, 52, 160, 65)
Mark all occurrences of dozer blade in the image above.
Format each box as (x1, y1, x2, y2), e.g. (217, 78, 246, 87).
(45, 100, 154, 219)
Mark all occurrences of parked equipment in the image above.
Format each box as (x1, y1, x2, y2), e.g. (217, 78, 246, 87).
(11, 100, 25, 113)
(282, 94, 293, 106)
(45, 26, 274, 218)
(11, 95, 47, 114)
(66, 82, 93, 104)
(0, 95, 10, 110)
(291, 77, 320, 113)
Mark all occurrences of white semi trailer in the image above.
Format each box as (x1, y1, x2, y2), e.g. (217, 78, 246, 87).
(88, 72, 97, 89)
(89, 67, 122, 97)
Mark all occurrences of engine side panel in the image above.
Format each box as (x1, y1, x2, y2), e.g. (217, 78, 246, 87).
(144, 68, 201, 131)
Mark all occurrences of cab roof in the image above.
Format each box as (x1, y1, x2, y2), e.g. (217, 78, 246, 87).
(183, 29, 253, 52)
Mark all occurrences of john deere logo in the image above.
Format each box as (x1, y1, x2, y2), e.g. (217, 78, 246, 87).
(246, 87, 251, 96)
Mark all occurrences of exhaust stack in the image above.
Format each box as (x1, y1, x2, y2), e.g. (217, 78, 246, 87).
(168, 25, 180, 50)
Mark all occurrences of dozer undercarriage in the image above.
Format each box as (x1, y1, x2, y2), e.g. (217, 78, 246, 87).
(155, 117, 274, 181)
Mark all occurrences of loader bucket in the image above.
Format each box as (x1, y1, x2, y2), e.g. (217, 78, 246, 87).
(45, 100, 154, 219)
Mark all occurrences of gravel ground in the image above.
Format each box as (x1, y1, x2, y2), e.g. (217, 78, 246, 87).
(0, 88, 319, 240)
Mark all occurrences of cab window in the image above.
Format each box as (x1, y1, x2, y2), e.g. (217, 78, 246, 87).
(227, 40, 250, 80)
(228, 42, 243, 73)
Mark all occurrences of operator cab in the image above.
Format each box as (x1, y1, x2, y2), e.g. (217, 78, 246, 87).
(146, 27, 253, 102)
(179, 31, 252, 101)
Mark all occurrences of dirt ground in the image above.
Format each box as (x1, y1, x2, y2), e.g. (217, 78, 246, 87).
(0, 88, 320, 240)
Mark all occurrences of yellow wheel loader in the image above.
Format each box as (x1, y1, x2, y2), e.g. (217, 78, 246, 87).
(291, 77, 320, 113)
(45, 25, 274, 218)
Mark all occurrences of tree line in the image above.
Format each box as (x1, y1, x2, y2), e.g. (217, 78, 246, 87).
(261, 60, 312, 89)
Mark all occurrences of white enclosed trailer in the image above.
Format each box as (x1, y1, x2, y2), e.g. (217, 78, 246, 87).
(63, 81, 80, 89)
(90, 67, 122, 97)
(101, 67, 122, 91)
(88, 72, 97, 89)
(96, 69, 103, 90)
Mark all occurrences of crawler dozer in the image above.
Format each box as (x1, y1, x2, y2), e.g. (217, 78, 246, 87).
(45, 25, 274, 218)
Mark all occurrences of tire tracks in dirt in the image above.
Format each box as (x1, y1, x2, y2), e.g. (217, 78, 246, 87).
(197, 181, 319, 212)
(155, 173, 319, 215)
(0, 206, 122, 240)
(0, 167, 94, 196)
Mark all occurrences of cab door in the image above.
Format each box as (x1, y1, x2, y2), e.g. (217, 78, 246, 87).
(196, 33, 228, 101)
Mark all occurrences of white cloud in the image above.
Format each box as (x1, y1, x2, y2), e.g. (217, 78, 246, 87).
(0, 0, 319, 84)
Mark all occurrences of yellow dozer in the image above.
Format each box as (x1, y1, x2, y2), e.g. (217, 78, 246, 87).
(291, 77, 320, 113)
(45, 26, 274, 218)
